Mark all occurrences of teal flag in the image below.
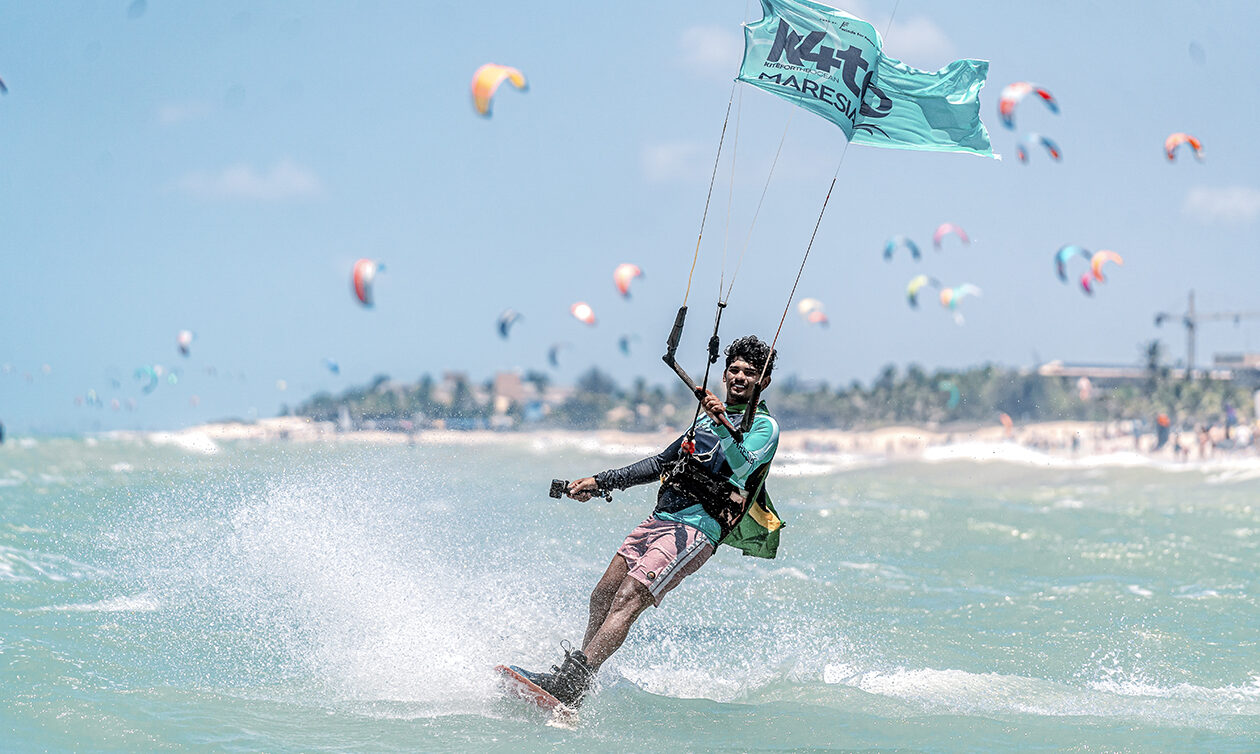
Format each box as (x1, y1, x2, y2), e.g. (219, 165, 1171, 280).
(737, 0, 993, 157)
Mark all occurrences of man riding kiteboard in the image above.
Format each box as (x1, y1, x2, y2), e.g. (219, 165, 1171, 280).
(511, 335, 782, 708)
(503, 0, 996, 714)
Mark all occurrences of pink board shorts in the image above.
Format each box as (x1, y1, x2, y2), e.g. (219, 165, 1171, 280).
(616, 516, 715, 606)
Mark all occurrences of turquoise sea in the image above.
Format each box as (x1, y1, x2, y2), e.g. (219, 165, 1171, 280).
(2, 433, 1258, 752)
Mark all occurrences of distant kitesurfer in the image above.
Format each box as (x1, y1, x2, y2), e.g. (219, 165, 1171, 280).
(517, 336, 780, 707)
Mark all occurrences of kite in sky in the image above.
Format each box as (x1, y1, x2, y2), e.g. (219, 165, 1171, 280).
(352, 259, 384, 307)
(797, 298, 828, 326)
(998, 82, 1058, 129)
(570, 302, 596, 326)
(1016, 132, 1061, 163)
(547, 343, 569, 368)
(933, 223, 970, 250)
(497, 309, 522, 339)
(1055, 245, 1091, 282)
(614, 263, 643, 297)
(471, 64, 527, 117)
(906, 275, 941, 308)
(883, 235, 922, 261)
(1164, 132, 1203, 161)
(1090, 250, 1124, 282)
(940, 283, 982, 309)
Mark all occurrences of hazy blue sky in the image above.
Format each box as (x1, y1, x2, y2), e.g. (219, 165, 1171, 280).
(3, 0, 1259, 433)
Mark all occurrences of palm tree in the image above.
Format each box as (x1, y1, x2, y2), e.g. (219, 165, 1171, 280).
(1140, 339, 1165, 396)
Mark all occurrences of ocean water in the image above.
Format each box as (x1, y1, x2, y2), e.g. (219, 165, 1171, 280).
(2, 433, 1258, 752)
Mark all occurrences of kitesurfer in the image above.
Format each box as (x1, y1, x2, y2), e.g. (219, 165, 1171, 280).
(517, 336, 780, 707)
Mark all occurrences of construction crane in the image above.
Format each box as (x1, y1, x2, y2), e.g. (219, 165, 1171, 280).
(1154, 290, 1260, 375)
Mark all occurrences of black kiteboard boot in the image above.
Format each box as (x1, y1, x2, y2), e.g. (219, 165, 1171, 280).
(516, 642, 595, 708)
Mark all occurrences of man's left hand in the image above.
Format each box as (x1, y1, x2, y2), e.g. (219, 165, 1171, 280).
(701, 390, 726, 424)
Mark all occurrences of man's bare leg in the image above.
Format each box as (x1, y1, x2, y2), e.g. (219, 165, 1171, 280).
(582, 555, 628, 649)
(582, 576, 654, 670)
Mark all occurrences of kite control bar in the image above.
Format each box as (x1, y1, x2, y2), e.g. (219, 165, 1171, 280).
(550, 479, 612, 502)
(661, 306, 743, 441)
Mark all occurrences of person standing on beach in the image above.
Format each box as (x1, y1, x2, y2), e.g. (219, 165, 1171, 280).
(516, 336, 781, 707)
(1198, 424, 1213, 459)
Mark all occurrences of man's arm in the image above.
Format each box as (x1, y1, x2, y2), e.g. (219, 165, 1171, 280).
(597, 433, 686, 489)
(566, 434, 686, 500)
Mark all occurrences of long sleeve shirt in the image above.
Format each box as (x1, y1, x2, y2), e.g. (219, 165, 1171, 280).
(595, 401, 779, 545)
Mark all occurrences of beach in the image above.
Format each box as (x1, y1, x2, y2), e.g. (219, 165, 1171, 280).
(147, 416, 1260, 469)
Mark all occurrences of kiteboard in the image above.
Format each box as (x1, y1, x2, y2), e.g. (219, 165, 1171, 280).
(494, 664, 578, 726)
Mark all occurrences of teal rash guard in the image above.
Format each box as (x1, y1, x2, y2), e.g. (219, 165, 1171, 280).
(594, 402, 779, 545)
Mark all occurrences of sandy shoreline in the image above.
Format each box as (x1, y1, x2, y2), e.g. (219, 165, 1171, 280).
(138, 416, 1257, 465)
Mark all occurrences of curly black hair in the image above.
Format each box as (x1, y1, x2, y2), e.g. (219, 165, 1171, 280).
(725, 335, 777, 378)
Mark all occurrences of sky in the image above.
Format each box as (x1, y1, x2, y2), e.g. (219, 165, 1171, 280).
(2, 0, 1259, 434)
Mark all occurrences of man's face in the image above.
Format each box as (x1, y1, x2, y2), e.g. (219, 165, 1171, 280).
(723, 358, 767, 404)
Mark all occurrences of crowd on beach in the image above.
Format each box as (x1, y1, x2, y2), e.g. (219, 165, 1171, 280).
(1013, 418, 1255, 461)
(777, 416, 1259, 462)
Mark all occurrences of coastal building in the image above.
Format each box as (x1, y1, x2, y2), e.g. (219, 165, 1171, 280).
(492, 372, 526, 405)
(1037, 359, 1235, 385)
(1035, 352, 1260, 389)
(1214, 353, 1260, 388)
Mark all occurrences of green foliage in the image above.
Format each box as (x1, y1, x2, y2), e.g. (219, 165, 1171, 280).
(551, 367, 622, 429)
(292, 363, 1257, 432)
